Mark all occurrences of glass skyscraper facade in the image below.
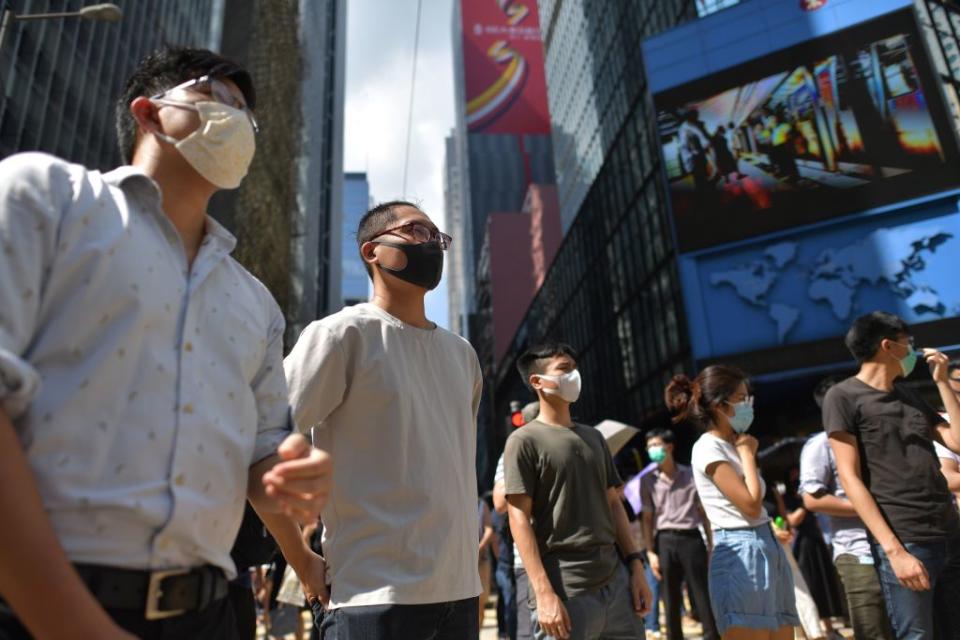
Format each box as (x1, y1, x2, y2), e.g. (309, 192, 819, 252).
(0, 0, 218, 169)
(483, 0, 960, 485)
(0, 0, 347, 346)
(485, 0, 702, 484)
(213, 0, 346, 340)
(445, 133, 467, 336)
(342, 172, 370, 307)
(451, 0, 558, 481)
(538, 0, 699, 229)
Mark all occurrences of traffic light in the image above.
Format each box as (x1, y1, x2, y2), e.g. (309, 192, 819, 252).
(509, 400, 525, 428)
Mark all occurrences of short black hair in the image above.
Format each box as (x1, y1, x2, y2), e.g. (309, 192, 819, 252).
(813, 375, 844, 409)
(645, 428, 674, 445)
(116, 47, 255, 164)
(356, 200, 422, 277)
(516, 341, 578, 390)
(844, 311, 909, 363)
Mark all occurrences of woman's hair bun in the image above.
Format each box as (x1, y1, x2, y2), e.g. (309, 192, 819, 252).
(664, 374, 701, 424)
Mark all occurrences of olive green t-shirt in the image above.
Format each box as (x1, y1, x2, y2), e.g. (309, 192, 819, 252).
(503, 420, 622, 600)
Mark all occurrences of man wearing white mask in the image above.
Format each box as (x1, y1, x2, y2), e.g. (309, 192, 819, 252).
(0, 48, 330, 639)
(504, 342, 652, 640)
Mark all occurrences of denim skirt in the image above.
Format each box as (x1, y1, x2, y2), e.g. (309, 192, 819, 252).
(709, 523, 800, 634)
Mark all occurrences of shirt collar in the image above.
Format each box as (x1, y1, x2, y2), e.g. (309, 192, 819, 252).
(104, 166, 238, 255)
(102, 164, 160, 193)
(203, 214, 237, 254)
(654, 463, 689, 481)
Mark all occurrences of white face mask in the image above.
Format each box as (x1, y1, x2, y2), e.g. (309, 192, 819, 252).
(152, 100, 255, 189)
(537, 369, 582, 404)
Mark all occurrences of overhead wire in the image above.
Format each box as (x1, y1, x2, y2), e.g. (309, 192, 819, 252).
(401, 0, 423, 198)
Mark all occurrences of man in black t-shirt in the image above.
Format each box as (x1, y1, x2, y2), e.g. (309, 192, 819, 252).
(823, 311, 960, 639)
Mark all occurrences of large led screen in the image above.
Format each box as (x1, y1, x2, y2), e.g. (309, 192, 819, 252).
(654, 9, 960, 253)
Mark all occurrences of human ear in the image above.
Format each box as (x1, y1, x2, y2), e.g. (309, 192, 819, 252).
(130, 96, 162, 135)
(529, 374, 541, 391)
(360, 241, 379, 268)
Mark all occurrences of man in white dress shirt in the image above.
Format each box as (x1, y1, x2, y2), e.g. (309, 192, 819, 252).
(0, 48, 330, 639)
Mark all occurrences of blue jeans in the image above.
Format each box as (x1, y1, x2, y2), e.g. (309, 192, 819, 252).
(496, 561, 518, 640)
(872, 534, 960, 640)
(316, 597, 479, 640)
(643, 563, 661, 633)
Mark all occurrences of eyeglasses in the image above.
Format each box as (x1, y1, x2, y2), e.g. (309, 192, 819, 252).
(151, 75, 259, 133)
(376, 221, 453, 250)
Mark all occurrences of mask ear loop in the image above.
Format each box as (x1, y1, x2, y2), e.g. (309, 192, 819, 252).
(149, 99, 200, 145)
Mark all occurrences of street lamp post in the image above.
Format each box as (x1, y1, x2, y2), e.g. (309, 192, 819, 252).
(0, 3, 122, 52)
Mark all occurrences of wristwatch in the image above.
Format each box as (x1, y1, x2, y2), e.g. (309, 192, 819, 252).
(624, 551, 647, 570)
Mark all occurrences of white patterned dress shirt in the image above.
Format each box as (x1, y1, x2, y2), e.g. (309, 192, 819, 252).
(0, 152, 291, 577)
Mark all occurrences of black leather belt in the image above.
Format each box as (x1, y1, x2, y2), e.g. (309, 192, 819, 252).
(658, 528, 703, 537)
(75, 564, 229, 620)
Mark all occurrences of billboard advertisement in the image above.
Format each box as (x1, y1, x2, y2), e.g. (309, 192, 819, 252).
(654, 9, 960, 253)
(460, 0, 550, 134)
(679, 192, 960, 373)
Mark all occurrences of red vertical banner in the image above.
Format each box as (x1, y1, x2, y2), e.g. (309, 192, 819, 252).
(461, 0, 551, 134)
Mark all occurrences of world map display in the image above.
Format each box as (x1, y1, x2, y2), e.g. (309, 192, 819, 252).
(707, 225, 955, 348)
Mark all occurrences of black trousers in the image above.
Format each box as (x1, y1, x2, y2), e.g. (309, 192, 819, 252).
(657, 529, 719, 640)
(0, 595, 237, 640)
(228, 581, 257, 640)
(317, 597, 478, 640)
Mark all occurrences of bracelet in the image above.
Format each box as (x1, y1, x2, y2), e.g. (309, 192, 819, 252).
(624, 551, 647, 569)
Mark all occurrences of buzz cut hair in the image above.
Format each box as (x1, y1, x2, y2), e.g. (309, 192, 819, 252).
(355, 200, 422, 277)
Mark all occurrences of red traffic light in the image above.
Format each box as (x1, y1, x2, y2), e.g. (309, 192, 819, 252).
(511, 411, 525, 428)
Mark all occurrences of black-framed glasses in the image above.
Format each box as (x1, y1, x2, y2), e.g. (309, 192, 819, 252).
(151, 75, 259, 133)
(376, 221, 453, 250)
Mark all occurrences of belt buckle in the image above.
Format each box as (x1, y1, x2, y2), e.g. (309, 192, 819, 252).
(145, 568, 191, 620)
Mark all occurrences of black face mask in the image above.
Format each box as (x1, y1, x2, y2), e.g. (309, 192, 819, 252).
(376, 240, 444, 290)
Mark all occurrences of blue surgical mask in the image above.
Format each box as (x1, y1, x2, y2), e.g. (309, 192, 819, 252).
(729, 401, 754, 434)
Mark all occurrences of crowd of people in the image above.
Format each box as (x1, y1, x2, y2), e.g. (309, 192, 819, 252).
(676, 105, 803, 206)
(2, 45, 960, 640)
(483, 311, 960, 640)
(470, 312, 960, 640)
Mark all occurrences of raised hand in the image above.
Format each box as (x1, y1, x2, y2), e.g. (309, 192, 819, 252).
(261, 433, 332, 525)
(734, 434, 759, 457)
(924, 348, 950, 384)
